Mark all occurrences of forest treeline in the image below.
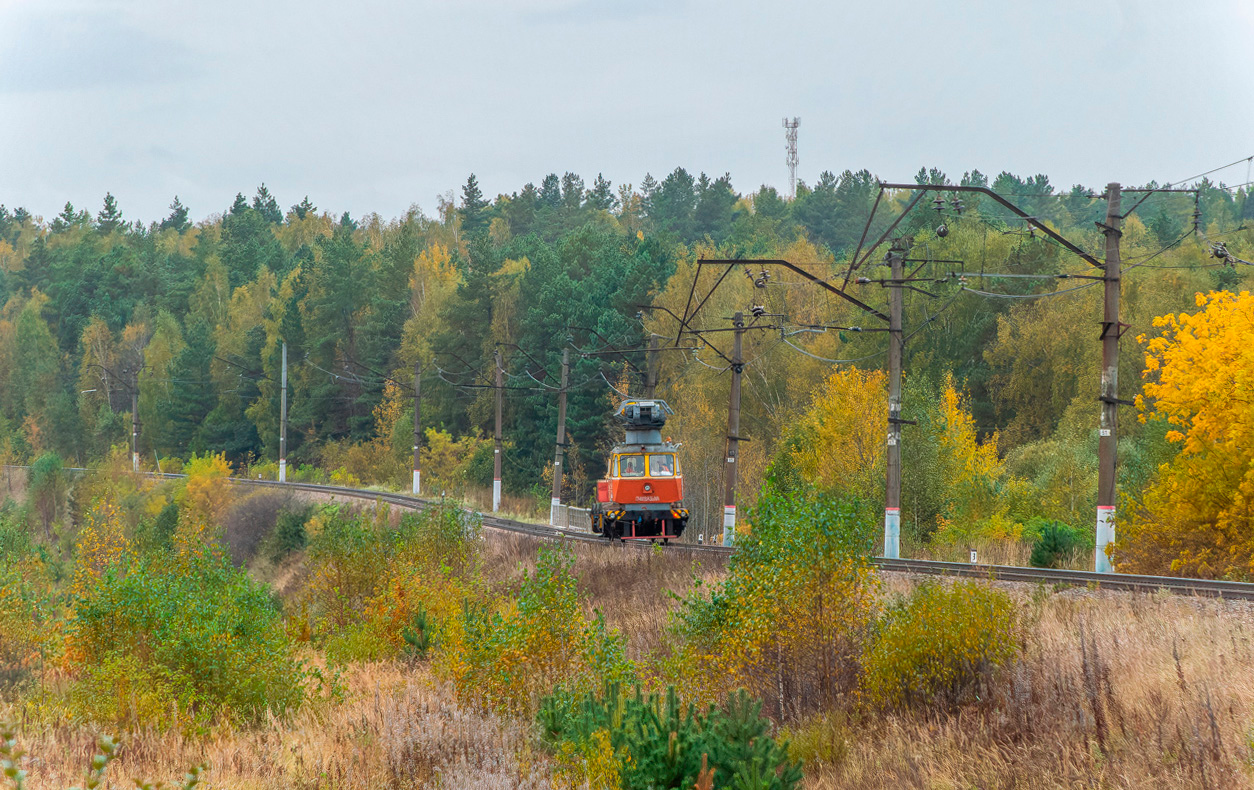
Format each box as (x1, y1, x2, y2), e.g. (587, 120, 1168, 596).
(1, 165, 1251, 570)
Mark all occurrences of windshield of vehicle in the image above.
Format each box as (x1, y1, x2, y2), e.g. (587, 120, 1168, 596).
(649, 454, 675, 476)
(618, 454, 645, 477)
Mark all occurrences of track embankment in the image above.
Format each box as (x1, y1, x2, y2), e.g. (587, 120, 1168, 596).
(21, 467, 1254, 601)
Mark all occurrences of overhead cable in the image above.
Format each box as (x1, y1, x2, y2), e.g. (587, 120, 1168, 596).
(960, 281, 1099, 299)
(781, 337, 887, 364)
(1167, 155, 1254, 187)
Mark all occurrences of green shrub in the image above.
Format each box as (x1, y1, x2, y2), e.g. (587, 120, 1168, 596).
(1029, 519, 1088, 569)
(27, 453, 65, 537)
(401, 606, 431, 659)
(144, 501, 180, 553)
(0, 514, 31, 563)
(394, 500, 481, 575)
(860, 581, 1019, 711)
(669, 491, 878, 715)
(540, 683, 802, 790)
(446, 544, 631, 716)
(779, 714, 850, 769)
(323, 620, 394, 664)
(66, 551, 309, 726)
(269, 505, 312, 561)
(304, 507, 390, 631)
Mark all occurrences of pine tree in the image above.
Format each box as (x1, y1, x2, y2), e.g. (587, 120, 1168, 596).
(560, 172, 585, 210)
(252, 184, 282, 224)
(586, 173, 618, 211)
(506, 184, 539, 236)
(638, 173, 658, 223)
(290, 196, 317, 220)
(460, 174, 489, 239)
(164, 319, 216, 454)
(52, 201, 78, 233)
(652, 168, 698, 238)
(96, 193, 123, 234)
(160, 196, 191, 233)
(693, 173, 737, 241)
(539, 174, 562, 209)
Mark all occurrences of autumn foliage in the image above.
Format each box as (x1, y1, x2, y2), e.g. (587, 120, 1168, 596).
(860, 581, 1019, 711)
(1118, 290, 1254, 577)
(670, 492, 878, 718)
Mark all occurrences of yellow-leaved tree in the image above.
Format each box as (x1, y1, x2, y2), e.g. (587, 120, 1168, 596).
(70, 493, 130, 600)
(173, 453, 234, 565)
(1116, 290, 1254, 577)
(781, 367, 886, 498)
(927, 374, 1025, 545)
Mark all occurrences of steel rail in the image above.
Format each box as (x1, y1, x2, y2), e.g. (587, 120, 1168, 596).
(228, 478, 1254, 598)
(220, 475, 728, 557)
(14, 468, 1254, 598)
(872, 557, 1254, 600)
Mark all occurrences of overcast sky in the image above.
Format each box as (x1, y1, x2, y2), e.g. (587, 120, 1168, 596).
(2, 0, 1253, 225)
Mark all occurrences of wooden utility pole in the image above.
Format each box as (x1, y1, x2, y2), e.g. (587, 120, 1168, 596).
(412, 359, 421, 495)
(644, 335, 660, 399)
(550, 348, 570, 525)
(279, 342, 288, 483)
(723, 312, 745, 546)
(883, 240, 906, 559)
(1096, 183, 1122, 573)
(493, 348, 503, 513)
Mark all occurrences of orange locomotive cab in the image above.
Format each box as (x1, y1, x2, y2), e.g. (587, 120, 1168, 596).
(592, 400, 689, 542)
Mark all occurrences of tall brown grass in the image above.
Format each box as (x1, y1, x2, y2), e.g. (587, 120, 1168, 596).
(1, 664, 553, 789)
(10, 510, 1254, 789)
(480, 533, 726, 662)
(805, 587, 1254, 789)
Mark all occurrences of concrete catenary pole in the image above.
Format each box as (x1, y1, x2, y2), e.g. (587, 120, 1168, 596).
(131, 376, 140, 474)
(279, 342, 288, 483)
(493, 348, 503, 512)
(1096, 183, 1123, 573)
(723, 311, 745, 546)
(883, 240, 906, 559)
(550, 348, 570, 525)
(412, 359, 421, 495)
(644, 334, 660, 400)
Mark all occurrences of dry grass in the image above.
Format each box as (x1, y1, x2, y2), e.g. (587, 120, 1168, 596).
(806, 586, 1254, 789)
(903, 537, 1037, 567)
(1, 664, 554, 789)
(480, 532, 726, 660)
(12, 486, 1254, 789)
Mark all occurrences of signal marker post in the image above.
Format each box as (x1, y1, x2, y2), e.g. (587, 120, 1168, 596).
(723, 312, 745, 547)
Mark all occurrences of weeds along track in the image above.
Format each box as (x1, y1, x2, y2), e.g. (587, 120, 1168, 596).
(227, 477, 1254, 600)
(220, 475, 728, 559)
(33, 468, 1254, 600)
(873, 557, 1254, 600)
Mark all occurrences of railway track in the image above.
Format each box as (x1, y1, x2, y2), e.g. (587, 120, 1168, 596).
(16, 467, 1254, 601)
(223, 477, 1254, 601)
(872, 557, 1254, 601)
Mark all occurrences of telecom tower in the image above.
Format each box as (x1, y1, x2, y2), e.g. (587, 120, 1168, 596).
(783, 117, 800, 199)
